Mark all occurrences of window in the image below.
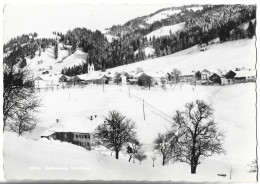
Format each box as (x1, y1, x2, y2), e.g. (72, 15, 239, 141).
(85, 135, 88, 139)
(64, 133, 67, 138)
(87, 142, 90, 147)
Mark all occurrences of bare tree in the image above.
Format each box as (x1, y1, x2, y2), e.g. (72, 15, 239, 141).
(153, 133, 175, 166)
(171, 68, 181, 83)
(151, 153, 157, 167)
(171, 100, 225, 174)
(96, 110, 136, 159)
(134, 150, 147, 164)
(3, 46, 41, 134)
(114, 72, 121, 85)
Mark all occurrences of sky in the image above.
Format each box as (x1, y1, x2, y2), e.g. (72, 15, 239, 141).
(3, 3, 176, 42)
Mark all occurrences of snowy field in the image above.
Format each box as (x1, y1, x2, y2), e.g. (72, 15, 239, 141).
(4, 83, 257, 182)
(106, 38, 256, 74)
(145, 10, 182, 24)
(145, 22, 186, 40)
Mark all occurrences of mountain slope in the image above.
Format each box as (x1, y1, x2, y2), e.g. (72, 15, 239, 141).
(106, 38, 256, 74)
(27, 46, 87, 76)
(145, 22, 186, 40)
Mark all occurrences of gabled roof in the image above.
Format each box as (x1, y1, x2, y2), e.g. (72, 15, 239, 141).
(77, 73, 108, 81)
(41, 116, 103, 136)
(34, 74, 63, 81)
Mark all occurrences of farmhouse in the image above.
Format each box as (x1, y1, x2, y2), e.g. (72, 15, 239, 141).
(41, 116, 103, 150)
(34, 74, 63, 88)
(180, 72, 196, 83)
(209, 73, 222, 84)
(147, 71, 167, 85)
(200, 69, 213, 84)
(234, 69, 256, 83)
(77, 73, 109, 84)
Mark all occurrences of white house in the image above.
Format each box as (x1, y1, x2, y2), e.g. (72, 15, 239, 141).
(41, 116, 103, 150)
(200, 69, 213, 84)
(34, 74, 63, 88)
(220, 77, 234, 85)
(234, 69, 256, 82)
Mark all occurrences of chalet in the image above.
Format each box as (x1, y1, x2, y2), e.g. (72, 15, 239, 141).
(77, 73, 109, 84)
(180, 72, 196, 83)
(201, 69, 213, 84)
(234, 69, 256, 83)
(41, 116, 102, 150)
(128, 79, 138, 85)
(209, 73, 221, 84)
(34, 74, 63, 88)
(59, 75, 81, 83)
(220, 77, 234, 85)
(220, 70, 236, 85)
(147, 71, 166, 85)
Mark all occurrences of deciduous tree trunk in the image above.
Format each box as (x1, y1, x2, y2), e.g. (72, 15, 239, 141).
(191, 164, 197, 174)
(115, 150, 119, 159)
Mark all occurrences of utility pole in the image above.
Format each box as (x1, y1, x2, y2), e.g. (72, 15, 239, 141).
(103, 80, 104, 92)
(143, 99, 145, 121)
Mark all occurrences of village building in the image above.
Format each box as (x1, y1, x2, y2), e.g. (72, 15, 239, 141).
(209, 73, 221, 84)
(34, 74, 63, 88)
(234, 69, 256, 83)
(220, 70, 236, 85)
(77, 73, 109, 84)
(180, 71, 196, 83)
(41, 116, 102, 150)
(146, 71, 166, 85)
(77, 63, 109, 84)
(200, 69, 214, 84)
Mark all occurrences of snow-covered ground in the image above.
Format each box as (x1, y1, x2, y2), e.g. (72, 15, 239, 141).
(186, 6, 203, 12)
(106, 38, 256, 74)
(4, 83, 257, 182)
(27, 47, 87, 76)
(145, 22, 186, 40)
(134, 47, 155, 57)
(145, 10, 182, 24)
(105, 34, 118, 43)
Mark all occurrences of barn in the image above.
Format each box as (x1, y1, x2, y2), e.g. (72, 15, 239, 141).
(234, 69, 256, 83)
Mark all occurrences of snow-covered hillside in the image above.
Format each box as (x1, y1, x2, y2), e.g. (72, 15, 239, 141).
(27, 47, 87, 76)
(105, 34, 118, 43)
(106, 38, 256, 74)
(186, 6, 203, 12)
(4, 83, 256, 181)
(134, 47, 155, 57)
(145, 22, 186, 40)
(145, 10, 182, 24)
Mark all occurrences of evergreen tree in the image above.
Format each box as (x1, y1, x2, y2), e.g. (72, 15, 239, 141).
(54, 42, 58, 60)
(247, 21, 255, 38)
